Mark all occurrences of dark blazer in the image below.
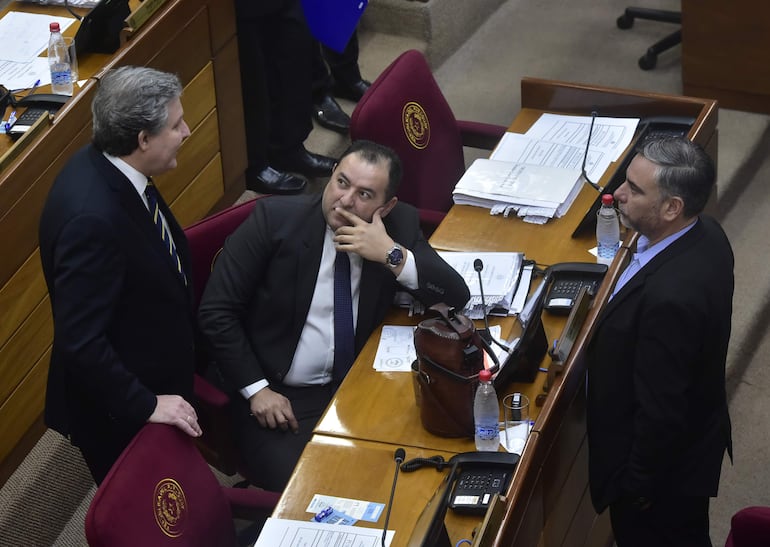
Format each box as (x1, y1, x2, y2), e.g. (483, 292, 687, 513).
(586, 216, 733, 512)
(39, 145, 196, 443)
(198, 193, 470, 392)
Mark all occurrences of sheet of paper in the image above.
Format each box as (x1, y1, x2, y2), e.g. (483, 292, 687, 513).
(524, 112, 639, 162)
(253, 518, 395, 547)
(16, 0, 98, 6)
(306, 494, 385, 522)
(491, 131, 612, 183)
(0, 58, 51, 90)
(0, 12, 76, 63)
(373, 325, 415, 372)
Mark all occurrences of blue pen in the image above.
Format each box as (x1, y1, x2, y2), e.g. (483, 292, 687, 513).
(24, 79, 41, 98)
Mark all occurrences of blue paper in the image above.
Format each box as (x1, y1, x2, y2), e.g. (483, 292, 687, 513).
(301, 0, 368, 53)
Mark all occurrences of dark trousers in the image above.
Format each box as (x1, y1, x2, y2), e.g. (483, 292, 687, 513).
(233, 383, 336, 492)
(609, 495, 712, 547)
(234, 0, 314, 172)
(311, 31, 363, 100)
(70, 415, 141, 484)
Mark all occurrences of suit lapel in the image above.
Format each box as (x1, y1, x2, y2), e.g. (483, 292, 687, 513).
(94, 149, 189, 292)
(294, 199, 326, 324)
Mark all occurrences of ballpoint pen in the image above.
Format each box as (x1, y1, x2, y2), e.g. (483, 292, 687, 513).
(23, 80, 41, 99)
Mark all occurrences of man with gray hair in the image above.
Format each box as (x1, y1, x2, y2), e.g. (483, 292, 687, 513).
(586, 136, 733, 546)
(39, 66, 202, 483)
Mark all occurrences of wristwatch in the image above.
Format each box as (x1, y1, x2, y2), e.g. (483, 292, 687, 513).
(385, 244, 404, 268)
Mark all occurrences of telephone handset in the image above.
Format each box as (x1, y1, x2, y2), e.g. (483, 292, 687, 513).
(543, 262, 607, 314)
(16, 93, 70, 110)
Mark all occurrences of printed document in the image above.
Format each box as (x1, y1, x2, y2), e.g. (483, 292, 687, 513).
(252, 517, 394, 546)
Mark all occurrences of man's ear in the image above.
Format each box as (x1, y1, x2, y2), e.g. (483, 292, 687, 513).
(379, 197, 398, 218)
(137, 129, 151, 152)
(662, 195, 685, 221)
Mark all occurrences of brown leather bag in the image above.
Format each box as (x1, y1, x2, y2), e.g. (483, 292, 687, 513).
(413, 303, 488, 438)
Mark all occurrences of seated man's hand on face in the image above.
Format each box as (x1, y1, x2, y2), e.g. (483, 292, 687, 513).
(333, 208, 404, 274)
(249, 387, 299, 433)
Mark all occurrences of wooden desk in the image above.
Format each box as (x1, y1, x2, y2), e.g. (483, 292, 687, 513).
(274, 78, 719, 547)
(0, 0, 246, 485)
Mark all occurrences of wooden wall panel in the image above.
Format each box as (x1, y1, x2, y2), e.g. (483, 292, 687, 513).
(0, 298, 52, 404)
(172, 154, 224, 228)
(0, 349, 50, 466)
(0, 252, 47, 349)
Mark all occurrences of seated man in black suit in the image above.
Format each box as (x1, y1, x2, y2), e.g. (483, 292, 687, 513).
(39, 66, 202, 484)
(586, 136, 733, 546)
(198, 140, 469, 490)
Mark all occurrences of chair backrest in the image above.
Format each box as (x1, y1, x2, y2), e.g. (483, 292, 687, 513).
(725, 506, 770, 547)
(85, 424, 237, 547)
(350, 49, 466, 229)
(184, 197, 263, 310)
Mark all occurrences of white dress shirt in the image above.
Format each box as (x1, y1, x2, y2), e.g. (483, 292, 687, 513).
(240, 226, 418, 399)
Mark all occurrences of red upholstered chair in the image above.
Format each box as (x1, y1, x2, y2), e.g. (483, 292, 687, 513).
(725, 506, 770, 547)
(184, 197, 263, 479)
(350, 49, 507, 235)
(84, 423, 280, 547)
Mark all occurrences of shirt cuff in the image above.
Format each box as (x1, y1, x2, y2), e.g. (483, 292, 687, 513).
(395, 249, 418, 290)
(240, 379, 270, 400)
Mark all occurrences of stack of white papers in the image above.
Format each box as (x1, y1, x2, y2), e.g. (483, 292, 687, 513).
(453, 113, 639, 223)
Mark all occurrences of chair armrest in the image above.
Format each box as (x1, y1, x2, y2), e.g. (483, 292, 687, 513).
(194, 373, 230, 408)
(194, 373, 241, 475)
(224, 486, 281, 521)
(458, 120, 507, 150)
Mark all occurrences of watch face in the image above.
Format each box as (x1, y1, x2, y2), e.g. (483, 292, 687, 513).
(387, 246, 404, 266)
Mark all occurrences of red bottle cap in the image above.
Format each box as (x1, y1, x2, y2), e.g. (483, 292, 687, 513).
(50, 22, 61, 32)
(479, 369, 492, 382)
(601, 193, 614, 206)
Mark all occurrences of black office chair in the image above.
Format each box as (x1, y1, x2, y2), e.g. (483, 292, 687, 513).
(617, 7, 681, 70)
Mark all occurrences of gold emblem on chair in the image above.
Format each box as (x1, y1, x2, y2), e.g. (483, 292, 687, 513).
(402, 101, 430, 150)
(154, 478, 188, 538)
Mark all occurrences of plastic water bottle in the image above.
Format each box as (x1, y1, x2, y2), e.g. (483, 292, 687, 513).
(474, 369, 500, 451)
(48, 22, 73, 96)
(596, 193, 619, 266)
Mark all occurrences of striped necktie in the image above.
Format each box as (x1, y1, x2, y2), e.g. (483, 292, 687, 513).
(144, 181, 187, 285)
(333, 251, 355, 384)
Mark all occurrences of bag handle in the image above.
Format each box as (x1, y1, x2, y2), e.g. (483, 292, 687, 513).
(428, 303, 473, 338)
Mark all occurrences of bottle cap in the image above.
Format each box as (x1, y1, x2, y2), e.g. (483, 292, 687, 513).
(601, 193, 614, 206)
(479, 369, 492, 382)
(49, 22, 60, 32)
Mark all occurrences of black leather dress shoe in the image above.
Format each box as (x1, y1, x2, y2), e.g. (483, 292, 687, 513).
(245, 166, 307, 195)
(271, 146, 336, 178)
(333, 79, 371, 102)
(313, 94, 350, 134)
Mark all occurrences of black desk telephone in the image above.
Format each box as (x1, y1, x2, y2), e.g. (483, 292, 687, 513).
(6, 94, 69, 139)
(543, 262, 608, 314)
(406, 451, 520, 547)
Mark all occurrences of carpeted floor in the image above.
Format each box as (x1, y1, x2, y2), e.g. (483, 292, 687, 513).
(2, 0, 769, 545)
